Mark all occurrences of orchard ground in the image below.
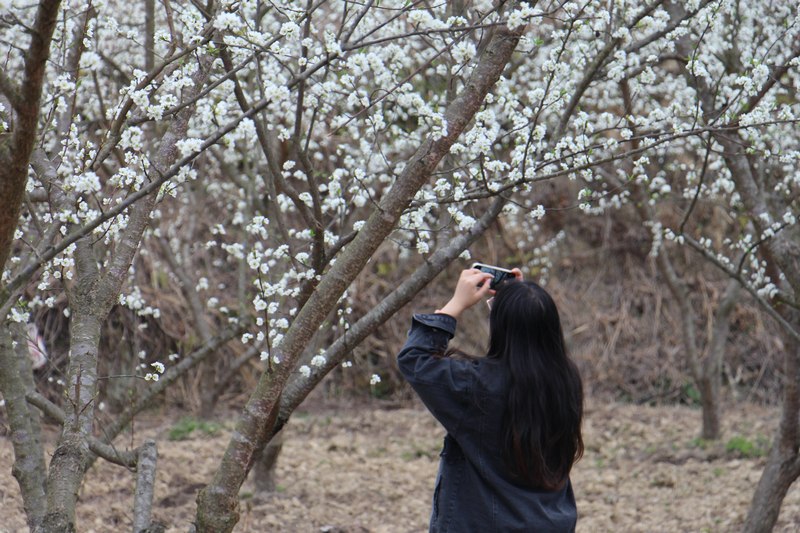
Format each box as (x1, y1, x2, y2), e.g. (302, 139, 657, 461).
(2, 400, 800, 532)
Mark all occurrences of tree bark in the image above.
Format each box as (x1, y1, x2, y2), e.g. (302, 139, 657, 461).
(195, 18, 526, 533)
(744, 333, 800, 532)
(145, 0, 156, 72)
(26, 391, 137, 468)
(251, 429, 284, 493)
(698, 279, 739, 440)
(0, 322, 47, 530)
(744, 448, 800, 533)
(133, 440, 158, 533)
(1, 10, 86, 526)
(42, 310, 103, 532)
(0, 0, 61, 274)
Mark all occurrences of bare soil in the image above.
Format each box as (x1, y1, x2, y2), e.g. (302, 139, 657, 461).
(2, 401, 800, 532)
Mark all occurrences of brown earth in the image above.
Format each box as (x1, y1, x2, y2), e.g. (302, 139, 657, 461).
(2, 401, 800, 532)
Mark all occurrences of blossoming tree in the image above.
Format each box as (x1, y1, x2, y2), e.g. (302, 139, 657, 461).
(1, 0, 799, 532)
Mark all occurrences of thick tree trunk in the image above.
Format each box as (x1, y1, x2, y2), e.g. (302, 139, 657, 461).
(42, 310, 103, 532)
(744, 332, 800, 532)
(194, 18, 526, 533)
(39, 33, 215, 527)
(0, 322, 47, 530)
(744, 448, 800, 533)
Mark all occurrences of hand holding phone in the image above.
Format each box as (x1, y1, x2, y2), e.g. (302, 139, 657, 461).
(471, 262, 516, 290)
(436, 264, 521, 319)
(436, 269, 494, 319)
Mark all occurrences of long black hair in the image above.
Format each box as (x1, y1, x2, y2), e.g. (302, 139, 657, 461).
(487, 280, 584, 490)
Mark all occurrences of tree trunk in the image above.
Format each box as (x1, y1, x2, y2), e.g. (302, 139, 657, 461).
(251, 429, 284, 493)
(698, 279, 739, 440)
(619, 70, 725, 441)
(744, 447, 800, 533)
(0, 0, 61, 273)
(744, 330, 800, 532)
(696, 376, 721, 441)
(0, 322, 47, 530)
(42, 310, 104, 532)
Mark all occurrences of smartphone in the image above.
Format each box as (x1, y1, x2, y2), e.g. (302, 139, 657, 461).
(471, 262, 515, 290)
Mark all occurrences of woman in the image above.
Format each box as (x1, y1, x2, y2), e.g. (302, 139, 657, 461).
(397, 268, 584, 532)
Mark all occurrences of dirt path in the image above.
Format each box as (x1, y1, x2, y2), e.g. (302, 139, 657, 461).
(2, 401, 799, 532)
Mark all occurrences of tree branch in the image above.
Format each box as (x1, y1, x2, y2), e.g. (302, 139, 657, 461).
(25, 392, 138, 468)
(278, 195, 508, 424)
(0, 0, 62, 274)
(99, 320, 248, 446)
(0, 69, 22, 111)
(679, 234, 800, 343)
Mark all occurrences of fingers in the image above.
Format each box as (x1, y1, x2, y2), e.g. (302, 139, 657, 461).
(457, 270, 493, 302)
(511, 267, 523, 281)
(476, 278, 494, 298)
(467, 270, 493, 289)
(439, 270, 495, 317)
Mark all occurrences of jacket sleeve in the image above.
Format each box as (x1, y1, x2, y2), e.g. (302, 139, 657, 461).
(397, 313, 476, 437)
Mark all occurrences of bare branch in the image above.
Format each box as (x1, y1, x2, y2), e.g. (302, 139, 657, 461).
(680, 234, 800, 343)
(25, 392, 138, 468)
(100, 320, 248, 445)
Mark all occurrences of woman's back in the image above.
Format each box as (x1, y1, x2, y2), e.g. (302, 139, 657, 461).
(398, 312, 578, 532)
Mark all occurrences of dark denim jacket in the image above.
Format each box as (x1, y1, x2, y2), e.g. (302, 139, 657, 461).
(397, 313, 577, 533)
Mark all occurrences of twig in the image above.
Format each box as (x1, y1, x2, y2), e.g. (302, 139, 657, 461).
(25, 391, 137, 468)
